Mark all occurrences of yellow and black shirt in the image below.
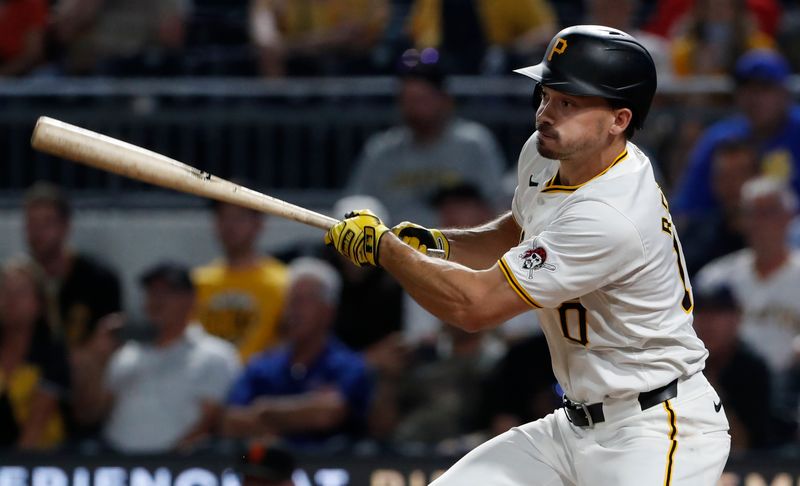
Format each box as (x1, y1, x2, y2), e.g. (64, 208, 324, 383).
(0, 322, 70, 448)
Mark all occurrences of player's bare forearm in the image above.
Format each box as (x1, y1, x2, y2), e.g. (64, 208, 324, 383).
(380, 234, 528, 331)
(443, 211, 521, 269)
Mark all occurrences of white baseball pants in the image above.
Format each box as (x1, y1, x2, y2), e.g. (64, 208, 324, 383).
(431, 373, 730, 486)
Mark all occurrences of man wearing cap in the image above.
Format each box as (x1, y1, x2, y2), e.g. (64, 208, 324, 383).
(691, 285, 775, 451)
(672, 49, 800, 215)
(74, 261, 241, 453)
(346, 62, 506, 227)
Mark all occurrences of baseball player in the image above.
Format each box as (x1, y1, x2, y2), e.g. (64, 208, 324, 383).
(326, 25, 731, 485)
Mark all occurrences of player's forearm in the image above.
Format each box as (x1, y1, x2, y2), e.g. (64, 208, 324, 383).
(443, 211, 521, 269)
(380, 235, 507, 331)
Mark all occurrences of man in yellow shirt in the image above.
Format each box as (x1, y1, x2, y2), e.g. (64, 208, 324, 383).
(250, 0, 389, 76)
(193, 201, 288, 361)
(407, 0, 557, 73)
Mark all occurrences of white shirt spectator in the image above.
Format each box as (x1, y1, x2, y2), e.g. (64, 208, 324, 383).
(695, 249, 800, 373)
(103, 324, 240, 453)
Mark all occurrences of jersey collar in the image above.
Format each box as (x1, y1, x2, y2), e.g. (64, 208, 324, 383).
(541, 148, 629, 194)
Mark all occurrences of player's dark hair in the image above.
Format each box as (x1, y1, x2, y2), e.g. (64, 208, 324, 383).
(23, 181, 71, 221)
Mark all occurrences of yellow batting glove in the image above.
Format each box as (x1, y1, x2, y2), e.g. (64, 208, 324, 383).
(391, 221, 450, 260)
(325, 209, 390, 267)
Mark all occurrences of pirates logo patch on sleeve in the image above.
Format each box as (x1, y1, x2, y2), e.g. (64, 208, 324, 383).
(520, 246, 556, 278)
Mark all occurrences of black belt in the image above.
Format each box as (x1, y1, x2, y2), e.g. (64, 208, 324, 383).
(563, 378, 679, 427)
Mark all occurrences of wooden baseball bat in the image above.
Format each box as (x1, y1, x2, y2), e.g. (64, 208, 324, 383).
(30, 116, 339, 230)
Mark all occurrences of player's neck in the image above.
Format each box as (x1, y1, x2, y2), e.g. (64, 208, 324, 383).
(558, 138, 627, 187)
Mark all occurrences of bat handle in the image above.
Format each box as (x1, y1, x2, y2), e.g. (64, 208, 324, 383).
(426, 248, 446, 259)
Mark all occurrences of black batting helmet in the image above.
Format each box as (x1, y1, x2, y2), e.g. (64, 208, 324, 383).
(515, 25, 657, 130)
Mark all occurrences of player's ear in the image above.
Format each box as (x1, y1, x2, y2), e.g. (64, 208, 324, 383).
(609, 108, 632, 137)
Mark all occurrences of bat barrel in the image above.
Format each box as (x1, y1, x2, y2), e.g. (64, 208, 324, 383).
(31, 116, 339, 230)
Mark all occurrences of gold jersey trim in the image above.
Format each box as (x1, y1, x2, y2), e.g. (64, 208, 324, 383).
(498, 257, 543, 309)
(541, 149, 629, 193)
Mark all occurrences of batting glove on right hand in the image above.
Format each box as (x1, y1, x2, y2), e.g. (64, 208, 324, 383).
(325, 209, 389, 267)
(391, 221, 450, 260)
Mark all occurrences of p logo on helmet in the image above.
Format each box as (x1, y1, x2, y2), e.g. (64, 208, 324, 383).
(547, 38, 568, 62)
(514, 25, 658, 131)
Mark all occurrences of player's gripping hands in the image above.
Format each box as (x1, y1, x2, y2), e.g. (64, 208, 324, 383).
(391, 222, 450, 260)
(325, 210, 389, 267)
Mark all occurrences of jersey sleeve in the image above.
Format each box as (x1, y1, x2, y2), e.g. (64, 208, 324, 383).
(499, 199, 646, 308)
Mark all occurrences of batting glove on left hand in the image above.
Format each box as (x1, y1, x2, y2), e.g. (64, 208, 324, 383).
(391, 221, 450, 260)
(325, 209, 389, 267)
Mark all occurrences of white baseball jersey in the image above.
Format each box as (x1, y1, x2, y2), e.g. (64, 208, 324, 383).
(695, 249, 800, 373)
(500, 134, 708, 403)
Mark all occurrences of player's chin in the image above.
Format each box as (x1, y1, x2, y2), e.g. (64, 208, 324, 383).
(535, 136, 560, 159)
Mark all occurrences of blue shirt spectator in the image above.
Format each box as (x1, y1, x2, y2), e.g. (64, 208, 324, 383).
(671, 50, 800, 214)
(222, 257, 374, 450)
(228, 338, 373, 446)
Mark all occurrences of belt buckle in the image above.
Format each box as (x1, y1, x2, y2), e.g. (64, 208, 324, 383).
(579, 402, 594, 427)
(563, 396, 594, 428)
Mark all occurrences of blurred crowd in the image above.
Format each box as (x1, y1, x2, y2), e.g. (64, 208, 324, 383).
(1, 0, 800, 78)
(1, 0, 800, 467)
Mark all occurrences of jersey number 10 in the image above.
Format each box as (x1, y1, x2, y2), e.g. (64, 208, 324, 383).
(557, 192, 695, 347)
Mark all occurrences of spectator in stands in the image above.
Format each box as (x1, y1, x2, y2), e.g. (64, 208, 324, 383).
(49, 0, 186, 75)
(402, 183, 522, 344)
(0, 259, 69, 450)
(695, 177, 800, 425)
(23, 182, 121, 349)
(250, 0, 390, 77)
(401, 183, 538, 345)
(0, 0, 48, 76)
(644, 0, 781, 40)
(477, 332, 556, 438)
(73, 262, 240, 453)
(182, 0, 253, 75)
(276, 195, 407, 377)
(692, 286, 775, 451)
(406, 0, 557, 74)
(239, 441, 296, 486)
(671, 49, 800, 214)
(584, 0, 672, 78)
(346, 63, 506, 227)
(668, 0, 775, 77)
(386, 323, 504, 450)
(678, 138, 758, 276)
(222, 257, 373, 451)
(193, 200, 288, 362)
(324, 196, 407, 376)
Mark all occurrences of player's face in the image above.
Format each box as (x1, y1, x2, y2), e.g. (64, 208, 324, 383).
(534, 87, 617, 161)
